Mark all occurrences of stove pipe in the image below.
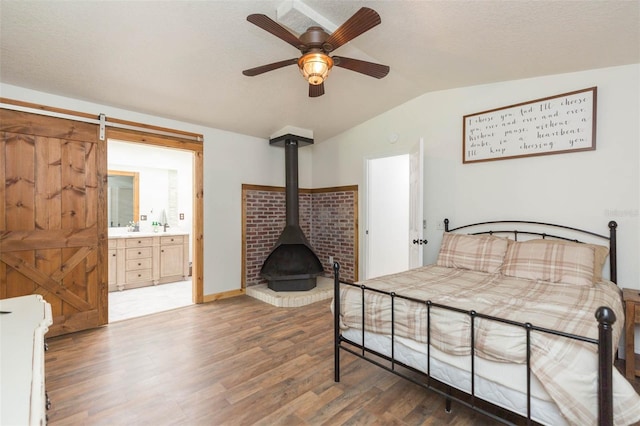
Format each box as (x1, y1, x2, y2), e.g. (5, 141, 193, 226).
(285, 139, 300, 227)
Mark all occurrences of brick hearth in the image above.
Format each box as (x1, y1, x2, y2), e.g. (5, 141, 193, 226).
(245, 276, 334, 307)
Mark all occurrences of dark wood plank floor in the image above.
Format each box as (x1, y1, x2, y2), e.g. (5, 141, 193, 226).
(45, 295, 640, 425)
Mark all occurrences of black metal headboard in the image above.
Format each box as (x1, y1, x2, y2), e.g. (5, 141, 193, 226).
(444, 219, 618, 283)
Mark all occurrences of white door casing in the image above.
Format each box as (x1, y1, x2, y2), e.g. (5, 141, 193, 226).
(409, 138, 425, 269)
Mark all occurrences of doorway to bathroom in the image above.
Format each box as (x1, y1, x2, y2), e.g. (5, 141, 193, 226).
(107, 138, 197, 321)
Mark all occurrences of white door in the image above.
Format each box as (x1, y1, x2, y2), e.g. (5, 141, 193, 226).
(365, 154, 410, 279)
(409, 138, 425, 269)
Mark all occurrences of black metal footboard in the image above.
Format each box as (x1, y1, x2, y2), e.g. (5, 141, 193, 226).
(332, 262, 616, 426)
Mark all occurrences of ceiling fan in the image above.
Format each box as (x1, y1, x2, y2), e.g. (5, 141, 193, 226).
(242, 7, 390, 97)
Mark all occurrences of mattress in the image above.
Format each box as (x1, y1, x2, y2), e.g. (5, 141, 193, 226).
(342, 328, 567, 425)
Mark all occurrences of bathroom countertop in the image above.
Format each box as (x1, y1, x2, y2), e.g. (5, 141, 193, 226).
(108, 230, 189, 238)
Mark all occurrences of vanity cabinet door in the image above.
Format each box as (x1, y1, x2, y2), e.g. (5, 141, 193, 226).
(160, 244, 184, 278)
(108, 249, 118, 291)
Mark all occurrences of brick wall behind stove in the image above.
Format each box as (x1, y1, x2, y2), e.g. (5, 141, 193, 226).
(243, 186, 356, 287)
(311, 191, 356, 282)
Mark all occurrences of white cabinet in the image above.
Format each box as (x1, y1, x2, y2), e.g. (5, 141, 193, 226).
(0, 295, 53, 426)
(108, 233, 189, 291)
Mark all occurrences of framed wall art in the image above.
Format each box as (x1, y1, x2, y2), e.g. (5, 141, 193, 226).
(462, 87, 597, 163)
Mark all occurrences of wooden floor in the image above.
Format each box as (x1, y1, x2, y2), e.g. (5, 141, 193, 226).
(45, 295, 640, 426)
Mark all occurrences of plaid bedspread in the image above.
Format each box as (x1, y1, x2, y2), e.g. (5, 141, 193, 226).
(338, 265, 640, 426)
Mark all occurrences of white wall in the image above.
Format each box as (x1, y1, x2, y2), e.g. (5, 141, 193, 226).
(312, 64, 639, 289)
(0, 83, 313, 296)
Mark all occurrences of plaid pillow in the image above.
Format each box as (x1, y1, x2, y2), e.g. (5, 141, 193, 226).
(524, 239, 609, 283)
(436, 233, 509, 273)
(502, 240, 595, 286)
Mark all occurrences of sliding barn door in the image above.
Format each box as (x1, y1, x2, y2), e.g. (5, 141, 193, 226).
(0, 109, 107, 336)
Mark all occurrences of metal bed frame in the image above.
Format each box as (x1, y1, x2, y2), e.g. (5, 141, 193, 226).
(333, 219, 619, 426)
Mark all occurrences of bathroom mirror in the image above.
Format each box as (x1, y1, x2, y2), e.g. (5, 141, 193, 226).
(108, 170, 139, 227)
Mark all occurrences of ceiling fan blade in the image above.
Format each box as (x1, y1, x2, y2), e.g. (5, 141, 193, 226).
(309, 82, 325, 97)
(324, 7, 381, 52)
(247, 14, 303, 50)
(332, 56, 390, 79)
(242, 58, 298, 76)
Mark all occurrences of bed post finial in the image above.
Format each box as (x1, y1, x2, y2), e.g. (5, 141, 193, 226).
(444, 218, 449, 232)
(596, 306, 615, 426)
(596, 306, 615, 324)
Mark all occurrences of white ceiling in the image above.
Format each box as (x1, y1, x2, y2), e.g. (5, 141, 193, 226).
(1, 1, 638, 143)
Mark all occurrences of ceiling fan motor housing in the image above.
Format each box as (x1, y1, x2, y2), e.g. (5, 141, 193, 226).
(299, 26, 332, 52)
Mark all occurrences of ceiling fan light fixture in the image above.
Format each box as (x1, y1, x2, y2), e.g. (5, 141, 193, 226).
(298, 52, 333, 85)
(244, 8, 388, 96)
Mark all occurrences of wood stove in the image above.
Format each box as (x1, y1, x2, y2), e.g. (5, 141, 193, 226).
(260, 133, 323, 291)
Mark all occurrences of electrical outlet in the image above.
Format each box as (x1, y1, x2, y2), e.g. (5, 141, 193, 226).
(329, 256, 334, 265)
(179, 213, 185, 220)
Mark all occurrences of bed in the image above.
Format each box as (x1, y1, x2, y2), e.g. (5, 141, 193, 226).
(332, 219, 640, 426)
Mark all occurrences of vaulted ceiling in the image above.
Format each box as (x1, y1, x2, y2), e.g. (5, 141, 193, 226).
(1, 1, 638, 142)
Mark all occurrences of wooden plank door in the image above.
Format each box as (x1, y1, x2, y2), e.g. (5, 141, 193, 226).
(0, 109, 107, 336)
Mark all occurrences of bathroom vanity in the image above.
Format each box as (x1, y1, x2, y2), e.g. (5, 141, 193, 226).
(108, 232, 190, 292)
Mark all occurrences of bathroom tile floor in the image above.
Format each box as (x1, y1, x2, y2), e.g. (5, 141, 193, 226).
(109, 279, 193, 322)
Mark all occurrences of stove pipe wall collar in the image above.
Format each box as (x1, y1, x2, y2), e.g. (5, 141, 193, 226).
(269, 134, 314, 147)
(269, 125, 314, 147)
